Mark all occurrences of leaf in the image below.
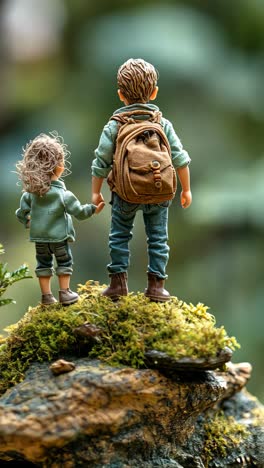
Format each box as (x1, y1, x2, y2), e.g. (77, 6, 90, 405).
(0, 298, 16, 307)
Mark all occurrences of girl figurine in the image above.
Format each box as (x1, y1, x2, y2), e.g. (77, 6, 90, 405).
(16, 132, 104, 306)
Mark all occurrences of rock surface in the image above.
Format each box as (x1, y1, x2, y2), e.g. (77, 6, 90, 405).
(0, 357, 263, 467)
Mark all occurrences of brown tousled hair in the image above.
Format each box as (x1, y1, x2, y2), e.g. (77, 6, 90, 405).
(117, 58, 158, 104)
(16, 132, 71, 196)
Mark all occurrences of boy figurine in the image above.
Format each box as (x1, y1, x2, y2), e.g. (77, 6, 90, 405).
(16, 132, 104, 306)
(92, 58, 192, 301)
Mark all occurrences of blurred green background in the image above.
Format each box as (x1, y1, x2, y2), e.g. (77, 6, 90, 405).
(0, 0, 263, 400)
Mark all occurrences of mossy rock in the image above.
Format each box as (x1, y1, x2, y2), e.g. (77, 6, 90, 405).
(0, 280, 239, 397)
(144, 347, 233, 371)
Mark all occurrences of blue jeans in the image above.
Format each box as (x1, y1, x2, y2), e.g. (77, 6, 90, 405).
(108, 193, 170, 279)
(35, 241, 73, 277)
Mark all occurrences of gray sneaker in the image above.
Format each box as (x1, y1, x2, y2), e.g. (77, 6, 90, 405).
(41, 293, 58, 305)
(59, 289, 79, 305)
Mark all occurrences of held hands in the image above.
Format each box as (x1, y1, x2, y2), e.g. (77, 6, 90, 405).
(181, 190, 192, 209)
(95, 201, 105, 214)
(92, 192, 105, 214)
(92, 192, 104, 206)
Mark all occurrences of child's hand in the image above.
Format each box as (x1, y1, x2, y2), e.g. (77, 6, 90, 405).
(181, 190, 192, 209)
(95, 202, 105, 214)
(26, 215, 31, 228)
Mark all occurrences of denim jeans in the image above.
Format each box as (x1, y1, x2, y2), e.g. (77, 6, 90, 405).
(108, 193, 170, 279)
(35, 240, 73, 277)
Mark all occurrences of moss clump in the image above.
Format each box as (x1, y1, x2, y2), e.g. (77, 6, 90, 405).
(251, 405, 264, 427)
(0, 280, 239, 396)
(201, 411, 249, 466)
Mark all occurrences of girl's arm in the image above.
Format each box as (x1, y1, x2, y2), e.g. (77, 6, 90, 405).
(16, 192, 32, 227)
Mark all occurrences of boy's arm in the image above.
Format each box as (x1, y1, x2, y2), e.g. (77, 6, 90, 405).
(91, 121, 118, 206)
(92, 176, 105, 207)
(163, 119, 191, 168)
(177, 165, 192, 209)
(163, 119, 192, 209)
(16, 192, 32, 227)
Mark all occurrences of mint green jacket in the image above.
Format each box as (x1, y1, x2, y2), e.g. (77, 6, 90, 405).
(16, 180, 96, 242)
(91, 103, 191, 178)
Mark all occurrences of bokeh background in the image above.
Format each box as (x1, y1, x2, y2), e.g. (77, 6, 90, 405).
(0, 0, 263, 400)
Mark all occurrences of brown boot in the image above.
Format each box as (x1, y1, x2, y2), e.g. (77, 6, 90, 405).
(145, 273, 170, 302)
(41, 293, 57, 305)
(59, 289, 79, 306)
(102, 273, 128, 300)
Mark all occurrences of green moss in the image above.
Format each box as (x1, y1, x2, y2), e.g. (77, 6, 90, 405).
(201, 411, 249, 467)
(251, 406, 264, 427)
(0, 280, 239, 396)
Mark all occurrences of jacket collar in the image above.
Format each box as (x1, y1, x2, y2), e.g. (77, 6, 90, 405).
(113, 103, 160, 115)
(50, 179, 66, 190)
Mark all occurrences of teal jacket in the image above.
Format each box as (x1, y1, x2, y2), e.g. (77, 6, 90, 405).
(16, 179, 96, 242)
(91, 103, 191, 178)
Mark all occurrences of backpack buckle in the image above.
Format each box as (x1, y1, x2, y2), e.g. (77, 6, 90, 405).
(150, 160, 160, 170)
(150, 160, 162, 190)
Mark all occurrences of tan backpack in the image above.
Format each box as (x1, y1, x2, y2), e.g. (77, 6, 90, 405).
(107, 110, 177, 204)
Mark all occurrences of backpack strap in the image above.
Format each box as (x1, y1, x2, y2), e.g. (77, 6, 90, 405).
(110, 110, 162, 126)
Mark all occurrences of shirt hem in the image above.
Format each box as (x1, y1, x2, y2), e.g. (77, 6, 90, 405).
(29, 235, 75, 243)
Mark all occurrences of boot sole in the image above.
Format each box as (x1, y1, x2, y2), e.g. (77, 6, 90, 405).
(102, 293, 127, 301)
(145, 294, 170, 302)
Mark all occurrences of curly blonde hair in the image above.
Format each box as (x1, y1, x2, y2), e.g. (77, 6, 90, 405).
(117, 58, 158, 104)
(16, 132, 71, 196)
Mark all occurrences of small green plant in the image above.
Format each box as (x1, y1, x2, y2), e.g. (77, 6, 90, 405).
(0, 244, 32, 307)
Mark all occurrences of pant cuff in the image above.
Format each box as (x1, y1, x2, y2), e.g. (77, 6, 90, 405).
(147, 269, 168, 280)
(35, 268, 54, 277)
(56, 267, 73, 276)
(107, 266, 128, 275)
